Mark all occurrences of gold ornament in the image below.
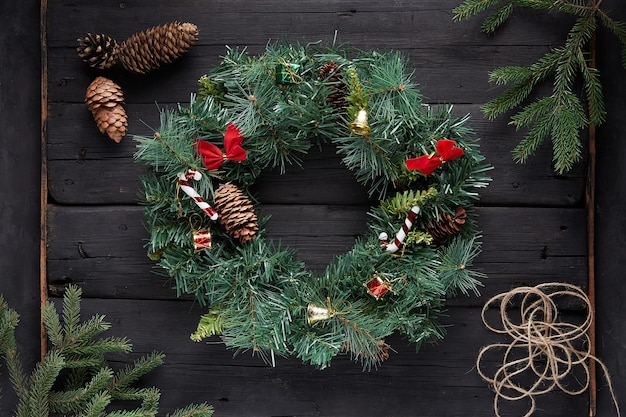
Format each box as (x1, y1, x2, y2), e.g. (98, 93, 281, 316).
(306, 303, 335, 324)
(349, 109, 371, 136)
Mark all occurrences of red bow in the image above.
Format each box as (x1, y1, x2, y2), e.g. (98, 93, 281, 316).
(195, 123, 246, 170)
(405, 139, 464, 175)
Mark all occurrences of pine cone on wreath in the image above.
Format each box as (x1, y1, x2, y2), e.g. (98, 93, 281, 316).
(213, 183, 258, 243)
(425, 207, 467, 243)
(84, 76, 128, 143)
(76, 33, 120, 70)
(319, 61, 348, 110)
(118, 22, 199, 75)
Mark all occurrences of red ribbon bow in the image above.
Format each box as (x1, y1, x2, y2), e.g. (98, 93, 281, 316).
(195, 123, 246, 170)
(405, 139, 464, 175)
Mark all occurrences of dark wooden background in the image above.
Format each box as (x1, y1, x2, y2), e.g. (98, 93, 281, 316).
(1, 0, 625, 415)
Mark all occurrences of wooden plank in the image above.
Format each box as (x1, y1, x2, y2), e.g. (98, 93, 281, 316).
(48, 44, 558, 105)
(0, 0, 42, 413)
(46, 102, 585, 206)
(47, 0, 573, 48)
(595, 0, 626, 414)
(62, 297, 589, 417)
(46, 205, 587, 305)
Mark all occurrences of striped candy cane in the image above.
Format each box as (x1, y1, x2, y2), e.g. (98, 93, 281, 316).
(378, 206, 420, 253)
(178, 169, 219, 221)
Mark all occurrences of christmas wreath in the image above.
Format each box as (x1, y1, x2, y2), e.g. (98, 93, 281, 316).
(133, 42, 492, 369)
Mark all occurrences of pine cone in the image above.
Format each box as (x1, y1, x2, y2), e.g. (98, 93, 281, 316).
(213, 183, 258, 243)
(84, 76, 128, 143)
(425, 207, 467, 243)
(319, 61, 347, 110)
(76, 33, 120, 70)
(118, 22, 199, 75)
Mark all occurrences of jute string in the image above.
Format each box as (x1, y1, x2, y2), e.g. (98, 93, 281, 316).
(476, 282, 620, 417)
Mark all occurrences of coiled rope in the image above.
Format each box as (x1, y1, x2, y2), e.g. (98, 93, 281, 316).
(476, 282, 620, 417)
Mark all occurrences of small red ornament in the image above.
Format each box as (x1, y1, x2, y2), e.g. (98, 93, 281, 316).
(193, 229, 212, 251)
(365, 275, 391, 299)
(195, 123, 246, 170)
(406, 139, 464, 175)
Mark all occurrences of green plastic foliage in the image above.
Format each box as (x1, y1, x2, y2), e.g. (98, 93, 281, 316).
(134, 41, 492, 370)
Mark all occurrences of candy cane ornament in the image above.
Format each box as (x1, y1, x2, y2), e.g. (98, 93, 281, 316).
(178, 169, 219, 221)
(379, 206, 420, 253)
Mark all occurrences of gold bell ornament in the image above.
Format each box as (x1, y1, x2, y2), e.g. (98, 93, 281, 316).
(306, 303, 335, 325)
(349, 108, 371, 136)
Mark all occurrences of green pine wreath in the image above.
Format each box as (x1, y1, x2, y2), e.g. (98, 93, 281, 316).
(134, 41, 492, 369)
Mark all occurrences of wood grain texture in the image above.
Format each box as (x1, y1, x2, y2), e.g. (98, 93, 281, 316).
(46, 103, 585, 207)
(595, 0, 626, 413)
(46, 204, 587, 306)
(38, 0, 616, 415)
(63, 298, 589, 417)
(0, 0, 43, 414)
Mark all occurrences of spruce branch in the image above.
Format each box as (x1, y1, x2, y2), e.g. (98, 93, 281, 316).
(0, 284, 214, 417)
(454, 0, 626, 173)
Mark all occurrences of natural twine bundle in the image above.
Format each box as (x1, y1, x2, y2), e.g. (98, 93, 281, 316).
(476, 282, 620, 417)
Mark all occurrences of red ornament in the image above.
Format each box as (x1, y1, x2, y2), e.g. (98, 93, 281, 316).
(365, 276, 391, 299)
(405, 139, 464, 175)
(193, 229, 212, 251)
(195, 123, 246, 170)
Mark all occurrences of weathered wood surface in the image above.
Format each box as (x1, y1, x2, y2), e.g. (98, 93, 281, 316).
(79, 299, 588, 417)
(46, 204, 587, 305)
(0, 0, 43, 414)
(34, 0, 626, 415)
(596, 1, 626, 414)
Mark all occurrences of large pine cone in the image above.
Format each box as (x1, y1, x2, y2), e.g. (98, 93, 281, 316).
(319, 61, 347, 110)
(84, 76, 128, 143)
(213, 183, 258, 243)
(425, 207, 467, 243)
(118, 22, 199, 75)
(77, 33, 120, 70)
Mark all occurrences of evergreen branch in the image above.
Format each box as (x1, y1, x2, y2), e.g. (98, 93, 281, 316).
(481, 1, 516, 34)
(576, 47, 605, 125)
(0, 284, 213, 416)
(48, 367, 114, 413)
(452, 0, 506, 22)
(597, 10, 626, 68)
(80, 391, 111, 417)
(0, 298, 28, 403)
(19, 350, 65, 417)
(550, 91, 587, 172)
(190, 308, 226, 341)
(437, 237, 485, 296)
(61, 283, 83, 342)
(62, 337, 133, 367)
(482, 49, 561, 119)
(113, 352, 165, 392)
(166, 403, 214, 417)
(41, 300, 63, 349)
(455, 0, 626, 172)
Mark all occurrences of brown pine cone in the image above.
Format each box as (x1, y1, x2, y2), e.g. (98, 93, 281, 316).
(213, 183, 258, 243)
(118, 22, 199, 75)
(425, 207, 467, 243)
(76, 33, 120, 69)
(319, 61, 348, 110)
(84, 76, 128, 143)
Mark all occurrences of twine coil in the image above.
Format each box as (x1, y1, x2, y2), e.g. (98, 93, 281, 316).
(476, 282, 620, 417)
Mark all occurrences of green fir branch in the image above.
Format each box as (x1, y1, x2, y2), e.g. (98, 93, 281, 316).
(0, 284, 213, 417)
(454, 0, 626, 173)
